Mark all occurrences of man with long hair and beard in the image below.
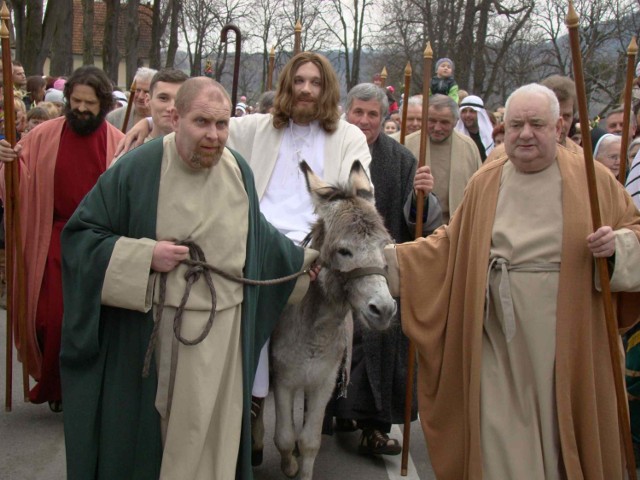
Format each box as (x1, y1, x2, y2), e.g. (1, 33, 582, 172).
(227, 52, 371, 465)
(0, 65, 124, 412)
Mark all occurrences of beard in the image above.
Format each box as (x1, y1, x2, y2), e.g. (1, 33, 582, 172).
(64, 106, 107, 136)
(186, 148, 223, 170)
(291, 94, 319, 124)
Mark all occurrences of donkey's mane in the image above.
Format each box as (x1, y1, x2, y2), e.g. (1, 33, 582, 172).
(301, 183, 389, 253)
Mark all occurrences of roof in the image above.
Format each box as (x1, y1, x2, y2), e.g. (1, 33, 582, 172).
(71, 1, 153, 59)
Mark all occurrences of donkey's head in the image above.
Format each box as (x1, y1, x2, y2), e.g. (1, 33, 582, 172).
(300, 160, 396, 331)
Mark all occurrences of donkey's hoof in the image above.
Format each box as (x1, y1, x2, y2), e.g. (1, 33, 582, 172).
(251, 448, 263, 467)
(281, 456, 299, 478)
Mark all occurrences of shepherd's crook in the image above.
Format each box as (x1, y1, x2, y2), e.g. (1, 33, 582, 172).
(401, 43, 433, 476)
(566, 3, 637, 478)
(1, 1, 28, 411)
(221, 24, 242, 116)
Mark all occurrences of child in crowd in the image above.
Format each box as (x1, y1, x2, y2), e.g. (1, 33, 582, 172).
(430, 57, 459, 103)
(24, 106, 50, 134)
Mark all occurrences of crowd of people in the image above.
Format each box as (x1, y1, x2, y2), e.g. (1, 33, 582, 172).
(1, 50, 640, 480)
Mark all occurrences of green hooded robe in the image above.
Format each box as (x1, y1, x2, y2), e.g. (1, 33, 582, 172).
(60, 138, 304, 480)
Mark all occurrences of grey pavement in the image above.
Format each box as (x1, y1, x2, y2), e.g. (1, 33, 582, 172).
(1, 308, 436, 479)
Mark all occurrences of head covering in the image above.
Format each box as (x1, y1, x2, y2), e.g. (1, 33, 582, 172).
(636, 61, 640, 78)
(436, 58, 454, 73)
(387, 85, 395, 94)
(590, 126, 607, 156)
(53, 78, 66, 91)
(236, 103, 246, 114)
(593, 133, 619, 159)
(44, 88, 64, 103)
(112, 90, 128, 108)
(455, 95, 495, 155)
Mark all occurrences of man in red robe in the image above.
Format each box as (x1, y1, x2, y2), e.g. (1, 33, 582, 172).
(0, 65, 124, 411)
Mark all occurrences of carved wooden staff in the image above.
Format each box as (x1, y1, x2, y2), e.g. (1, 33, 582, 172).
(294, 20, 302, 55)
(566, 3, 637, 478)
(401, 43, 433, 476)
(619, 37, 638, 184)
(221, 24, 242, 116)
(380, 67, 387, 88)
(120, 79, 136, 133)
(267, 46, 275, 91)
(1, 1, 27, 410)
(399, 62, 412, 145)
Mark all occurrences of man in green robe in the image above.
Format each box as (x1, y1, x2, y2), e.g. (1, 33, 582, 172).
(60, 77, 316, 480)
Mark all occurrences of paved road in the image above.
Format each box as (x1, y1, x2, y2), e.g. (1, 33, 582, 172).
(1, 309, 436, 479)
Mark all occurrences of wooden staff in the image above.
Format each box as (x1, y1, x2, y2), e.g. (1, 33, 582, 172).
(399, 62, 412, 145)
(401, 43, 433, 476)
(566, 4, 637, 478)
(267, 46, 275, 91)
(294, 20, 302, 55)
(619, 36, 638, 184)
(1, 1, 27, 410)
(380, 67, 387, 88)
(120, 79, 136, 133)
(221, 24, 242, 116)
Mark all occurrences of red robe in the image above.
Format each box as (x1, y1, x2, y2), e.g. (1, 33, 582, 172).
(0, 116, 123, 401)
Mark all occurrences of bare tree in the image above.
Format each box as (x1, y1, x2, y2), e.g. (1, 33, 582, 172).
(375, 0, 532, 97)
(165, 0, 181, 68)
(82, 0, 95, 65)
(320, 0, 376, 90)
(49, 0, 73, 76)
(246, 0, 288, 91)
(533, 0, 639, 115)
(102, 0, 120, 82)
(125, 0, 140, 85)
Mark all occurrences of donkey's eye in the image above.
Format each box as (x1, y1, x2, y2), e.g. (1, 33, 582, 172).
(337, 248, 352, 257)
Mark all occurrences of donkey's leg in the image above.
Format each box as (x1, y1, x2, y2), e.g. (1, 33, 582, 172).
(273, 384, 299, 478)
(297, 381, 337, 480)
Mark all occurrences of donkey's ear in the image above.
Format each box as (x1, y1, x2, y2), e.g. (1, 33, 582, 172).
(300, 161, 333, 203)
(349, 161, 374, 203)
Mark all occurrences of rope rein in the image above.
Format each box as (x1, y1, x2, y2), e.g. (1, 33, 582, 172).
(141, 240, 310, 377)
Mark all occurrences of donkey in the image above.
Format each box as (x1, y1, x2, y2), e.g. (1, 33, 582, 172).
(268, 160, 397, 480)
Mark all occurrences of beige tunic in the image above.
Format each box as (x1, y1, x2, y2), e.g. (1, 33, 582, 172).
(403, 130, 482, 223)
(102, 133, 249, 480)
(482, 161, 563, 478)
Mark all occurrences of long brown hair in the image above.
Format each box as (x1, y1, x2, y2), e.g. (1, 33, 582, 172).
(272, 52, 340, 133)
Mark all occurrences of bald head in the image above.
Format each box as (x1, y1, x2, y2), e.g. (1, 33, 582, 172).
(174, 77, 231, 116)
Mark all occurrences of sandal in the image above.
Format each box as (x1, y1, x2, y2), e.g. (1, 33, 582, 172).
(358, 428, 401, 456)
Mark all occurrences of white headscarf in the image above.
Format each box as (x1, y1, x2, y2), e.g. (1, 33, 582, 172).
(455, 95, 495, 155)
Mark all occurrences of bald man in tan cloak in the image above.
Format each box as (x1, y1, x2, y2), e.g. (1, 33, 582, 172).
(386, 84, 640, 479)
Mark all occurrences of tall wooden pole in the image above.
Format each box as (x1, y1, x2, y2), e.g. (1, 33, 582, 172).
(267, 46, 275, 91)
(380, 67, 387, 88)
(294, 20, 302, 55)
(619, 36, 638, 184)
(401, 43, 433, 477)
(566, 4, 637, 478)
(2, 1, 27, 410)
(399, 62, 412, 146)
(120, 79, 136, 133)
(221, 24, 242, 116)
